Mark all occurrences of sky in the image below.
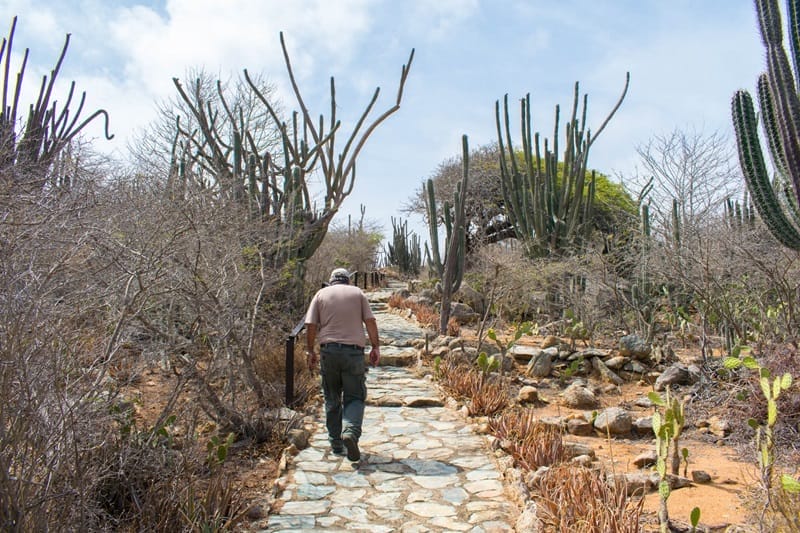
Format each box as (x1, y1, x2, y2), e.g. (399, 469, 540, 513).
(0, 0, 766, 248)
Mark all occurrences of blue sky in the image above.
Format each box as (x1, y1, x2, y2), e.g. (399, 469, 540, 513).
(0, 0, 765, 244)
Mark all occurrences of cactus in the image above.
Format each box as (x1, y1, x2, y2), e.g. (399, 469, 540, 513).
(0, 16, 113, 188)
(731, 0, 800, 249)
(495, 75, 629, 257)
(725, 350, 793, 525)
(425, 135, 469, 334)
(386, 217, 421, 276)
(671, 198, 681, 245)
(650, 387, 688, 533)
(171, 34, 414, 305)
(725, 196, 756, 230)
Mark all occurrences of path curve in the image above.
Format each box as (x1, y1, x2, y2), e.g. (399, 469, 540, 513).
(262, 282, 520, 532)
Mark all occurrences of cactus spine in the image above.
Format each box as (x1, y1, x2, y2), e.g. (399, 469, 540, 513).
(425, 135, 469, 334)
(495, 75, 629, 257)
(732, 0, 800, 249)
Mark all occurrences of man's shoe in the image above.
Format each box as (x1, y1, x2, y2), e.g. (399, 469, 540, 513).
(342, 434, 360, 462)
(331, 439, 345, 456)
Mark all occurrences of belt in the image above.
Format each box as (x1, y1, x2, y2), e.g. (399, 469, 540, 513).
(320, 342, 364, 350)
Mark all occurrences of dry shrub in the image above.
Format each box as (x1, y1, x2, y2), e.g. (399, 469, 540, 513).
(387, 292, 406, 309)
(722, 343, 800, 456)
(446, 316, 460, 336)
(769, 477, 800, 532)
(489, 409, 564, 470)
(435, 357, 474, 400)
(91, 424, 245, 532)
(467, 376, 509, 416)
(303, 218, 384, 293)
(408, 301, 439, 328)
(535, 464, 644, 533)
(434, 356, 509, 416)
(179, 471, 246, 532)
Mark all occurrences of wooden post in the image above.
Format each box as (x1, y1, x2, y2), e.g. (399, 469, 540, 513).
(285, 335, 294, 405)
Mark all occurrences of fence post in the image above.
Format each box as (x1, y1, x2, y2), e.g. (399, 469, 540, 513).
(285, 335, 295, 406)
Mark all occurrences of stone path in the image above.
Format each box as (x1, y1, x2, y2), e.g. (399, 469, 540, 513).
(262, 283, 520, 532)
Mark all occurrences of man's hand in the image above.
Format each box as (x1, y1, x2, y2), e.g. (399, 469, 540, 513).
(369, 346, 380, 367)
(306, 350, 318, 371)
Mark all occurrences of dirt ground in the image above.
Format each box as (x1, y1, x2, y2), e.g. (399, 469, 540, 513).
(532, 378, 756, 531)
(458, 325, 765, 532)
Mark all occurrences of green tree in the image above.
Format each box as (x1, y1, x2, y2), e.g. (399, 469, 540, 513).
(408, 142, 637, 254)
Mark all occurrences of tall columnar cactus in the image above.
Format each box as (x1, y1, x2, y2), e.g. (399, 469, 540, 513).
(671, 198, 681, 246)
(425, 177, 464, 291)
(0, 16, 113, 188)
(495, 75, 629, 258)
(732, 0, 800, 249)
(425, 135, 469, 334)
(725, 197, 755, 230)
(386, 217, 421, 276)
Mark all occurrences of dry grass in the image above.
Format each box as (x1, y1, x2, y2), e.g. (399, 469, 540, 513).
(435, 357, 475, 398)
(489, 409, 564, 470)
(467, 376, 509, 416)
(387, 292, 406, 309)
(386, 293, 440, 328)
(534, 464, 644, 533)
(409, 301, 439, 328)
(434, 356, 508, 416)
(446, 316, 460, 336)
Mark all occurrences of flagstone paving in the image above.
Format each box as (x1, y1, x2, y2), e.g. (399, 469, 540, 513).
(262, 283, 520, 532)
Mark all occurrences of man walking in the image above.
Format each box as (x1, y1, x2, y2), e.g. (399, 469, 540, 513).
(304, 268, 380, 462)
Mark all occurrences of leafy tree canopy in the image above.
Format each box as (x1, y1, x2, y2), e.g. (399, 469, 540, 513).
(407, 142, 637, 251)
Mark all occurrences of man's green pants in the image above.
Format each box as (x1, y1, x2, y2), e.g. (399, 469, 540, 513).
(319, 343, 367, 448)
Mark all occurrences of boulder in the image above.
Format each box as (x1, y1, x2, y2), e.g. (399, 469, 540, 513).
(420, 288, 438, 300)
(633, 450, 657, 468)
(633, 416, 654, 435)
(515, 502, 540, 533)
(707, 415, 732, 437)
(611, 472, 658, 496)
(571, 454, 594, 467)
(566, 418, 593, 436)
(563, 441, 595, 459)
(510, 345, 541, 363)
(287, 428, 309, 449)
(406, 294, 434, 307)
(526, 351, 553, 377)
(619, 334, 651, 359)
(541, 335, 560, 348)
(457, 284, 486, 316)
(593, 407, 633, 436)
(592, 356, 624, 385)
(561, 383, 600, 409)
(517, 386, 539, 404)
(654, 363, 692, 391)
(604, 355, 629, 370)
(448, 302, 479, 325)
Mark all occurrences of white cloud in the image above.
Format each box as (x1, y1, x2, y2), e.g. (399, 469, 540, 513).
(406, 0, 478, 41)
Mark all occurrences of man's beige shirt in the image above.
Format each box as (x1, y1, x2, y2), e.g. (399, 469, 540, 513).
(304, 284, 374, 347)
